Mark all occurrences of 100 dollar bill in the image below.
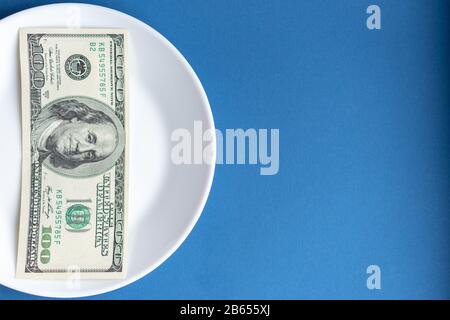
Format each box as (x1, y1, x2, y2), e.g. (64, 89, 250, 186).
(17, 29, 128, 279)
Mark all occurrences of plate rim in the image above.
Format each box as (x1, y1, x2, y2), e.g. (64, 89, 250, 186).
(0, 2, 216, 298)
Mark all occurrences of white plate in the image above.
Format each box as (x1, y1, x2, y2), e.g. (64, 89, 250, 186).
(0, 3, 215, 298)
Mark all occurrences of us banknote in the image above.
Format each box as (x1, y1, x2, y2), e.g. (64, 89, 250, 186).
(17, 29, 128, 279)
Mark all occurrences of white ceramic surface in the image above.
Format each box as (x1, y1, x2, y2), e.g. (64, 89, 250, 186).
(0, 3, 215, 298)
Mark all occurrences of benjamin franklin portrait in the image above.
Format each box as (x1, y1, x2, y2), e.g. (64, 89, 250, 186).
(31, 98, 123, 174)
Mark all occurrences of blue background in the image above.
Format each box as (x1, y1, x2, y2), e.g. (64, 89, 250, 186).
(0, 0, 449, 299)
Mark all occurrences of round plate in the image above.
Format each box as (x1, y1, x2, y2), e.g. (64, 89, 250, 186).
(0, 3, 215, 298)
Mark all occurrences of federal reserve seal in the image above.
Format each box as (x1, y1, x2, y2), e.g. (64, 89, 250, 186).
(65, 204, 92, 232)
(65, 54, 91, 80)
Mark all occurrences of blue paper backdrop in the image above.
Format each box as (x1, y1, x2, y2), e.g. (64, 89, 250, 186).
(0, 0, 449, 299)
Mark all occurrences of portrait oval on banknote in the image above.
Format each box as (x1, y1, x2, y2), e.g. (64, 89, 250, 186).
(31, 96, 126, 178)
